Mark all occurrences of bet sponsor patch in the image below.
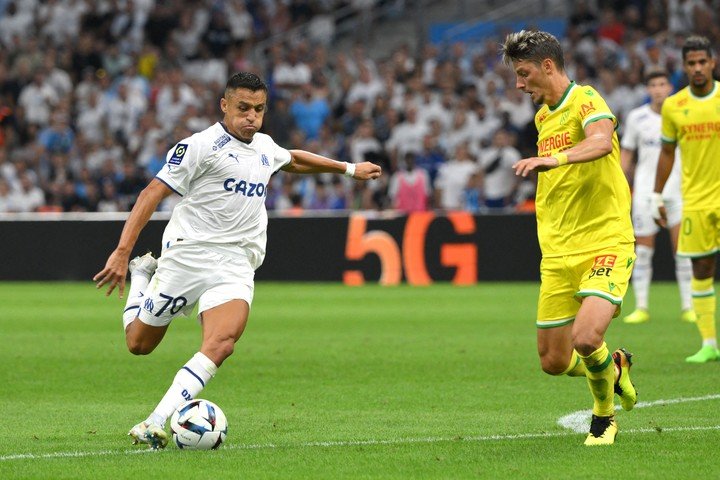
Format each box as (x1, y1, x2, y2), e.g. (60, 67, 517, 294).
(169, 143, 189, 165)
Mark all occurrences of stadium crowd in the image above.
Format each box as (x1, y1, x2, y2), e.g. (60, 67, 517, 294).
(0, 0, 718, 214)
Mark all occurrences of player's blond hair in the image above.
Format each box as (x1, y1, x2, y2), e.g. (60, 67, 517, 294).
(501, 30, 565, 71)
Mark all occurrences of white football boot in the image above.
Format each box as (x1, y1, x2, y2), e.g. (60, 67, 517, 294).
(128, 252, 158, 279)
(128, 421, 168, 449)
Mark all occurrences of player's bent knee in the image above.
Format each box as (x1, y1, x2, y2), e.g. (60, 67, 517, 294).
(126, 338, 157, 355)
(539, 356, 567, 375)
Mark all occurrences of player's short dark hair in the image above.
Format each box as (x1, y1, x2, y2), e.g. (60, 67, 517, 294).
(682, 35, 713, 61)
(644, 70, 669, 84)
(501, 30, 565, 71)
(225, 72, 268, 95)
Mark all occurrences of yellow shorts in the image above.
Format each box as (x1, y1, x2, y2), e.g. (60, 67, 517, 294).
(677, 208, 720, 258)
(536, 244, 636, 328)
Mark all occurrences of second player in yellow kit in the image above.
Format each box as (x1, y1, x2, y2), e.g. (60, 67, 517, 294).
(654, 36, 720, 363)
(502, 30, 637, 446)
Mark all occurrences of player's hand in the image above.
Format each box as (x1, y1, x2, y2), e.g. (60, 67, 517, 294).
(352, 162, 382, 180)
(651, 192, 667, 228)
(512, 156, 560, 177)
(93, 249, 131, 298)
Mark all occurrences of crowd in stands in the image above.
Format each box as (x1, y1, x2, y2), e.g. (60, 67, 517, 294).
(0, 0, 718, 214)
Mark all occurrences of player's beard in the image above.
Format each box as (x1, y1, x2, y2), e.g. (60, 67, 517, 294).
(691, 74, 708, 89)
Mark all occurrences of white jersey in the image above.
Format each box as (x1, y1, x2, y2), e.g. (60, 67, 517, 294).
(621, 104, 681, 198)
(155, 122, 291, 269)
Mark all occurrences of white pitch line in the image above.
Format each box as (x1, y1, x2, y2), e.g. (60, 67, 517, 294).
(557, 393, 720, 433)
(2, 424, 720, 462)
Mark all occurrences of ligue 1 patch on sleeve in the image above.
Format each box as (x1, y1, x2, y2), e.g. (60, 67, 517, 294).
(169, 143, 189, 165)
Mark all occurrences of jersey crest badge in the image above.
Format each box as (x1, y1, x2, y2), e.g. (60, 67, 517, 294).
(260, 154, 270, 167)
(143, 298, 154, 313)
(169, 143, 188, 165)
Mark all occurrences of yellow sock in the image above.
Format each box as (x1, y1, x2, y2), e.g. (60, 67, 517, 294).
(561, 350, 587, 377)
(580, 342, 615, 417)
(691, 277, 717, 343)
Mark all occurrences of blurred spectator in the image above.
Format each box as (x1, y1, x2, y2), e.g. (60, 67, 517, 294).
(597, 8, 626, 46)
(263, 96, 294, 146)
(76, 91, 106, 144)
(290, 84, 331, 141)
(17, 69, 58, 127)
(385, 106, 427, 168)
(9, 172, 45, 212)
(272, 48, 311, 91)
(463, 172, 483, 213)
(116, 161, 146, 209)
(97, 180, 121, 212)
(339, 98, 366, 137)
(202, 8, 233, 59)
(345, 64, 384, 108)
(226, 0, 254, 45)
(329, 177, 349, 209)
(476, 130, 521, 210)
(569, 0, 598, 38)
(388, 153, 431, 212)
(307, 180, 333, 210)
(349, 119, 382, 164)
(413, 133, 446, 183)
(434, 142, 477, 210)
(145, 138, 169, 177)
(37, 112, 75, 157)
(0, 2, 33, 48)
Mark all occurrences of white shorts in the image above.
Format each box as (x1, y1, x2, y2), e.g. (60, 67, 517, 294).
(632, 192, 683, 237)
(138, 243, 255, 327)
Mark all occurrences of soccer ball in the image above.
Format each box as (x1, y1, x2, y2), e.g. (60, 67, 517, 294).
(170, 399, 228, 450)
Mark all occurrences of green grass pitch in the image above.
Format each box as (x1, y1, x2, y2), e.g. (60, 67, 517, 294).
(0, 282, 717, 479)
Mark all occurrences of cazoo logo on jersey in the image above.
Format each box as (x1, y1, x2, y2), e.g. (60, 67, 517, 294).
(223, 178, 267, 197)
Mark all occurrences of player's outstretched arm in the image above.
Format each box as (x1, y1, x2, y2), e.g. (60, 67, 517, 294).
(93, 179, 173, 298)
(284, 149, 382, 180)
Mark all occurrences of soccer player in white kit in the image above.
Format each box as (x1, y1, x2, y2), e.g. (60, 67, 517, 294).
(620, 70, 695, 324)
(94, 72, 382, 449)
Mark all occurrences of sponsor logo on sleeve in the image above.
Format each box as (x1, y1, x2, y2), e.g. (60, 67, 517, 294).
(579, 101, 596, 118)
(169, 143, 188, 165)
(213, 134, 231, 151)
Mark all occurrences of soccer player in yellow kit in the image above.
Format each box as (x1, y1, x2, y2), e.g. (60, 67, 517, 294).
(502, 30, 637, 446)
(654, 36, 720, 363)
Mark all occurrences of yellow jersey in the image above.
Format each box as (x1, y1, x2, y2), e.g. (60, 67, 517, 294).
(661, 80, 720, 210)
(534, 82, 634, 257)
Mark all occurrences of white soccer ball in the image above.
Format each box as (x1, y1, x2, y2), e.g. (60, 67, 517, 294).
(170, 399, 228, 450)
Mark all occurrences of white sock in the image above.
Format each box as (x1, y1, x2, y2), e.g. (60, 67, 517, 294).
(146, 352, 218, 427)
(675, 255, 693, 311)
(123, 274, 150, 330)
(632, 245, 654, 310)
(703, 338, 718, 348)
